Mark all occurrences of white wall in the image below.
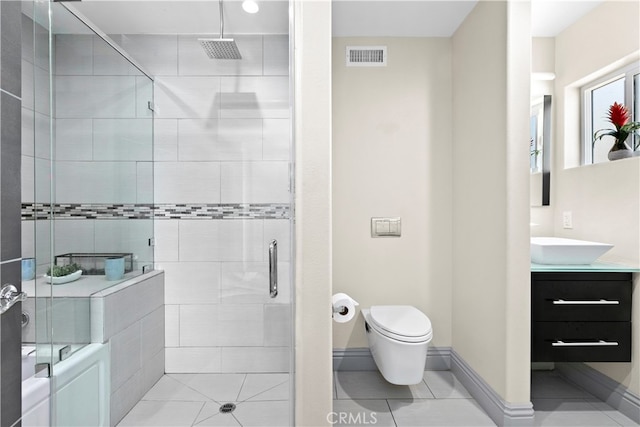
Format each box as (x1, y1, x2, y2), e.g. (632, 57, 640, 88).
(332, 37, 453, 350)
(452, 0, 531, 404)
(294, 1, 333, 425)
(546, 0, 640, 394)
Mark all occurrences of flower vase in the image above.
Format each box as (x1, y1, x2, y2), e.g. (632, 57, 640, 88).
(608, 139, 633, 161)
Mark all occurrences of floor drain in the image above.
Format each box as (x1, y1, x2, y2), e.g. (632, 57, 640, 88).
(219, 403, 236, 414)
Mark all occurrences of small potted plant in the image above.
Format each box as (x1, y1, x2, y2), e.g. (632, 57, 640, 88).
(44, 263, 83, 285)
(593, 102, 640, 161)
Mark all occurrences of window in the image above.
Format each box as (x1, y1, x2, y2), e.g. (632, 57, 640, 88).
(582, 63, 640, 164)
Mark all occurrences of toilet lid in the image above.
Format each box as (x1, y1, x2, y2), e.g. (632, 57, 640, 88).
(369, 305, 432, 339)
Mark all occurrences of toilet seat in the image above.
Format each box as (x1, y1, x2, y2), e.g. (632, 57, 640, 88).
(368, 305, 432, 343)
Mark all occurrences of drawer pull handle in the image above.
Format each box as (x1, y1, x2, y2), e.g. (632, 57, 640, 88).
(552, 299, 619, 305)
(552, 340, 619, 347)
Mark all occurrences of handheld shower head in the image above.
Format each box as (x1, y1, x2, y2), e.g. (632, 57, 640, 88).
(199, 0, 241, 60)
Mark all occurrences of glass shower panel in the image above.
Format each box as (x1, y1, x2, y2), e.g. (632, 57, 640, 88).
(24, 0, 56, 374)
(51, 3, 154, 292)
(212, 32, 294, 423)
(24, 1, 155, 374)
(48, 2, 154, 363)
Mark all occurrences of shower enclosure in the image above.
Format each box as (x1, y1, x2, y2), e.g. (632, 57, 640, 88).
(21, 0, 156, 425)
(20, 0, 294, 425)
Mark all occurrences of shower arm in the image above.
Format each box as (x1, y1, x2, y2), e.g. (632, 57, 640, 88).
(219, 0, 225, 39)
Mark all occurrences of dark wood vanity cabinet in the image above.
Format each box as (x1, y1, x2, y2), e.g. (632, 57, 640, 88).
(531, 272, 632, 362)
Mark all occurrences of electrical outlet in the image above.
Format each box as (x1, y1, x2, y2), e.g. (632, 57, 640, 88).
(562, 211, 573, 229)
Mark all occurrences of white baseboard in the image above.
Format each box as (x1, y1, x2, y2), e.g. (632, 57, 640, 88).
(451, 350, 534, 427)
(556, 363, 640, 424)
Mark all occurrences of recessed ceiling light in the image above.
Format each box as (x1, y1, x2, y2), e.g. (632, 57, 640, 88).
(242, 0, 259, 14)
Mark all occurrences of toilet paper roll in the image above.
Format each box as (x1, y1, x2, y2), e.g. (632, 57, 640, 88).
(332, 293, 359, 323)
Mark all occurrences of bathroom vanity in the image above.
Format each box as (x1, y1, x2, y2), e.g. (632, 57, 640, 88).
(531, 264, 636, 362)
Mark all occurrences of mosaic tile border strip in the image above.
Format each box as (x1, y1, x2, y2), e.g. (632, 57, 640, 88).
(22, 203, 291, 220)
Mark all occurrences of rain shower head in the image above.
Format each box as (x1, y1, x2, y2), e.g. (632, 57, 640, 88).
(199, 0, 242, 60)
(199, 38, 242, 60)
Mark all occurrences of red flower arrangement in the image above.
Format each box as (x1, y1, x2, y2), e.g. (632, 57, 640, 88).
(593, 102, 640, 152)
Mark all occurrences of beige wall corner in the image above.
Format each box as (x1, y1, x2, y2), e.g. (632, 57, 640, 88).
(294, 0, 333, 425)
(452, 0, 531, 404)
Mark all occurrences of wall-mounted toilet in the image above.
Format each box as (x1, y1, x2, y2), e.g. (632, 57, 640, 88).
(362, 305, 432, 385)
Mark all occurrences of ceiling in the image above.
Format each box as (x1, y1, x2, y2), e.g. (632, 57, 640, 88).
(68, 0, 605, 37)
(332, 1, 477, 37)
(70, 0, 290, 35)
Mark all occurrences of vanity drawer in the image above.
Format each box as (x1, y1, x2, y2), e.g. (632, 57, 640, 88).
(532, 321, 631, 362)
(531, 280, 631, 321)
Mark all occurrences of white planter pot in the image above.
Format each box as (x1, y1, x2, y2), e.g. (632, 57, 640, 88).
(608, 149, 633, 161)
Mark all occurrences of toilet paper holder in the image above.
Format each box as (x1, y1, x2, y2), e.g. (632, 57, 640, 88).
(333, 305, 349, 316)
(332, 293, 358, 323)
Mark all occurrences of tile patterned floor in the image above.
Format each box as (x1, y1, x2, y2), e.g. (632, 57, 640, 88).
(332, 370, 639, 427)
(118, 370, 639, 426)
(530, 371, 639, 427)
(333, 370, 494, 427)
(117, 373, 291, 426)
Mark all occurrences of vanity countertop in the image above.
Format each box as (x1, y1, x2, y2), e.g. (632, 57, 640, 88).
(531, 262, 640, 273)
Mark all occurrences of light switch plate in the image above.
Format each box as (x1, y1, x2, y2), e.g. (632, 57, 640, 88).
(371, 217, 401, 237)
(562, 211, 573, 229)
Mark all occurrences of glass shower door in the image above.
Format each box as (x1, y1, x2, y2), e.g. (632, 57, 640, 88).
(150, 8, 294, 423)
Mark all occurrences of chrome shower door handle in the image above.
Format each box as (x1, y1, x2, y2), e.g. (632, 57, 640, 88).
(0, 284, 27, 315)
(269, 240, 278, 298)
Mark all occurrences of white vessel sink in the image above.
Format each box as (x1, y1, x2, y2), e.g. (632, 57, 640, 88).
(531, 237, 614, 265)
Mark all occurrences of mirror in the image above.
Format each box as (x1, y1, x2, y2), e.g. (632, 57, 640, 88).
(530, 95, 551, 206)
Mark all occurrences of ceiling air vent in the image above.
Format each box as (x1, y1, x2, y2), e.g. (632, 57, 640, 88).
(346, 46, 387, 67)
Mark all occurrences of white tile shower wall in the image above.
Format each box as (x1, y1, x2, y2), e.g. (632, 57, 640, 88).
(145, 34, 291, 374)
(177, 118, 263, 161)
(55, 75, 138, 118)
(220, 161, 290, 203)
(109, 35, 178, 77)
(165, 347, 221, 373)
(136, 162, 154, 204)
(93, 119, 153, 161)
(178, 220, 264, 262)
(51, 32, 154, 216)
(153, 119, 178, 161)
(55, 118, 93, 160)
(220, 76, 289, 119)
(22, 31, 155, 273)
(55, 34, 94, 76)
(154, 76, 221, 119)
(162, 261, 221, 305)
(55, 161, 139, 204)
(154, 162, 221, 204)
(89, 272, 165, 426)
